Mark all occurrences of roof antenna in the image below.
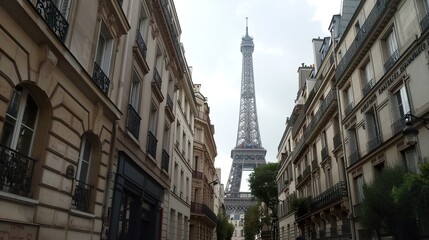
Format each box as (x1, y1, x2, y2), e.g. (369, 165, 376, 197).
(246, 17, 249, 36)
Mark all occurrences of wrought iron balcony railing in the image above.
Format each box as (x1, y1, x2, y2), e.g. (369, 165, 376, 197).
(34, 0, 69, 42)
(333, 133, 342, 149)
(153, 68, 162, 91)
(304, 90, 337, 139)
(192, 170, 203, 180)
(0, 145, 36, 197)
(348, 151, 360, 166)
(92, 62, 110, 96)
(147, 131, 157, 159)
(421, 12, 429, 33)
(335, 0, 389, 82)
(383, 49, 400, 73)
(321, 146, 329, 161)
(292, 108, 306, 137)
(392, 116, 406, 135)
(362, 78, 375, 96)
(311, 181, 348, 210)
(72, 179, 92, 211)
(344, 102, 354, 117)
(161, 149, 169, 172)
(191, 202, 217, 224)
(367, 135, 381, 152)
(127, 104, 141, 138)
(136, 29, 147, 59)
(166, 94, 173, 113)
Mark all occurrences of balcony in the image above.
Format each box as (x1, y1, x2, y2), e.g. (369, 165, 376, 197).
(72, 179, 92, 212)
(421, 12, 429, 33)
(321, 146, 329, 162)
(383, 49, 400, 73)
(304, 90, 337, 140)
(344, 102, 354, 117)
(133, 29, 149, 74)
(92, 62, 110, 96)
(161, 149, 169, 172)
(165, 94, 174, 121)
(311, 181, 348, 210)
(33, 0, 68, 42)
(362, 78, 375, 96)
(291, 137, 306, 163)
(193, 170, 203, 180)
(191, 202, 217, 224)
(333, 133, 342, 150)
(311, 159, 318, 171)
(0, 145, 36, 197)
(367, 135, 381, 152)
(297, 165, 311, 186)
(335, 0, 393, 84)
(292, 107, 306, 137)
(147, 131, 157, 159)
(151, 68, 163, 102)
(127, 104, 141, 138)
(348, 151, 360, 166)
(392, 117, 406, 135)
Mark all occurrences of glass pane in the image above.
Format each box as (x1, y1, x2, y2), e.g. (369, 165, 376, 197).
(78, 161, 89, 183)
(21, 94, 38, 129)
(6, 90, 22, 118)
(0, 116, 16, 147)
(83, 139, 92, 163)
(15, 125, 34, 156)
(96, 34, 106, 65)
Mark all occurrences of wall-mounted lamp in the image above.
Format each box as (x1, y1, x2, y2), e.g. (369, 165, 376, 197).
(65, 165, 75, 179)
(402, 113, 429, 145)
(208, 180, 218, 186)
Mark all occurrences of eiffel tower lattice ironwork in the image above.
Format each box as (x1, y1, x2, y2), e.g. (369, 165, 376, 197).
(225, 19, 266, 215)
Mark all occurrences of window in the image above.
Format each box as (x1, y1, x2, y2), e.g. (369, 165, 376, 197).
(402, 147, 418, 173)
(1, 88, 38, 156)
(148, 103, 158, 134)
(354, 175, 364, 204)
(73, 135, 93, 211)
(325, 166, 332, 188)
(52, 0, 70, 18)
(138, 7, 150, 42)
(344, 85, 354, 115)
(361, 61, 374, 95)
(394, 85, 410, 118)
(365, 108, 381, 152)
(95, 23, 114, 75)
(162, 124, 170, 150)
(347, 128, 359, 165)
(373, 162, 385, 178)
(130, 72, 141, 109)
(383, 28, 399, 72)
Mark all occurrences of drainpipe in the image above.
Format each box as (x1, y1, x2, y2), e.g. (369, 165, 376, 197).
(116, 0, 134, 110)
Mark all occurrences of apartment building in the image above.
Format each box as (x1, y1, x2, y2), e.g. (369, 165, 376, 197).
(190, 84, 218, 240)
(335, 0, 429, 238)
(0, 0, 127, 239)
(278, 0, 429, 239)
(0, 0, 193, 239)
(167, 63, 196, 240)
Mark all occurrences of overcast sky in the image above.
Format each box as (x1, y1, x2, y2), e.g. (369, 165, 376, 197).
(174, 0, 342, 186)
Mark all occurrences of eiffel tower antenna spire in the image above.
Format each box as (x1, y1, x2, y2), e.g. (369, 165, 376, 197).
(224, 19, 266, 216)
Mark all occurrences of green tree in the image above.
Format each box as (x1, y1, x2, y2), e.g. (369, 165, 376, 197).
(243, 204, 262, 240)
(360, 165, 406, 239)
(217, 209, 235, 240)
(248, 162, 279, 214)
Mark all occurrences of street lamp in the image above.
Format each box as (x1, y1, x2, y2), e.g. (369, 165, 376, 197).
(402, 113, 429, 145)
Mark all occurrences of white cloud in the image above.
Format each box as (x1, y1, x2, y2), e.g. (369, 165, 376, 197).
(306, 0, 342, 33)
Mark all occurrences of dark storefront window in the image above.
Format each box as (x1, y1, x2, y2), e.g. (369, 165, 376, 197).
(118, 192, 135, 239)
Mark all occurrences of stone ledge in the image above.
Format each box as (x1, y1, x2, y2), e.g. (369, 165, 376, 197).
(70, 208, 95, 219)
(0, 191, 39, 206)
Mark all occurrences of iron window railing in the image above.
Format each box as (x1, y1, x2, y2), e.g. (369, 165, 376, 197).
(362, 78, 375, 96)
(421, 12, 429, 33)
(34, 0, 69, 42)
(321, 146, 329, 161)
(348, 151, 360, 166)
(392, 117, 406, 135)
(153, 68, 162, 90)
(333, 133, 342, 149)
(136, 29, 147, 59)
(192, 170, 203, 179)
(161, 149, 169, 172)
(72, 179, 92, 211)
(344, 102, 354, 117)
(311, 181, 348, 210)
(92, 62, 110, 96)
(383, 49, 400, 73)
(0, 145, 36, 197)
(367, 135, 381, 152)
(191, 202, 217, 224)
(127, 104, 141, 138)
(147, 131, 157, 159)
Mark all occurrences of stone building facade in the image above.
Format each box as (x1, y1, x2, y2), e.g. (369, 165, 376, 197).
(277, 0, 429, 239)
(0, 0, 216, 240)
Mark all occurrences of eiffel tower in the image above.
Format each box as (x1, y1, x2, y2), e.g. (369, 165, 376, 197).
(225, 19, 266, 216)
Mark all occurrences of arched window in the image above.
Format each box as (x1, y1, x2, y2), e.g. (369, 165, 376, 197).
(72, 135, 93, 211)
(0, 87, 38, 197)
